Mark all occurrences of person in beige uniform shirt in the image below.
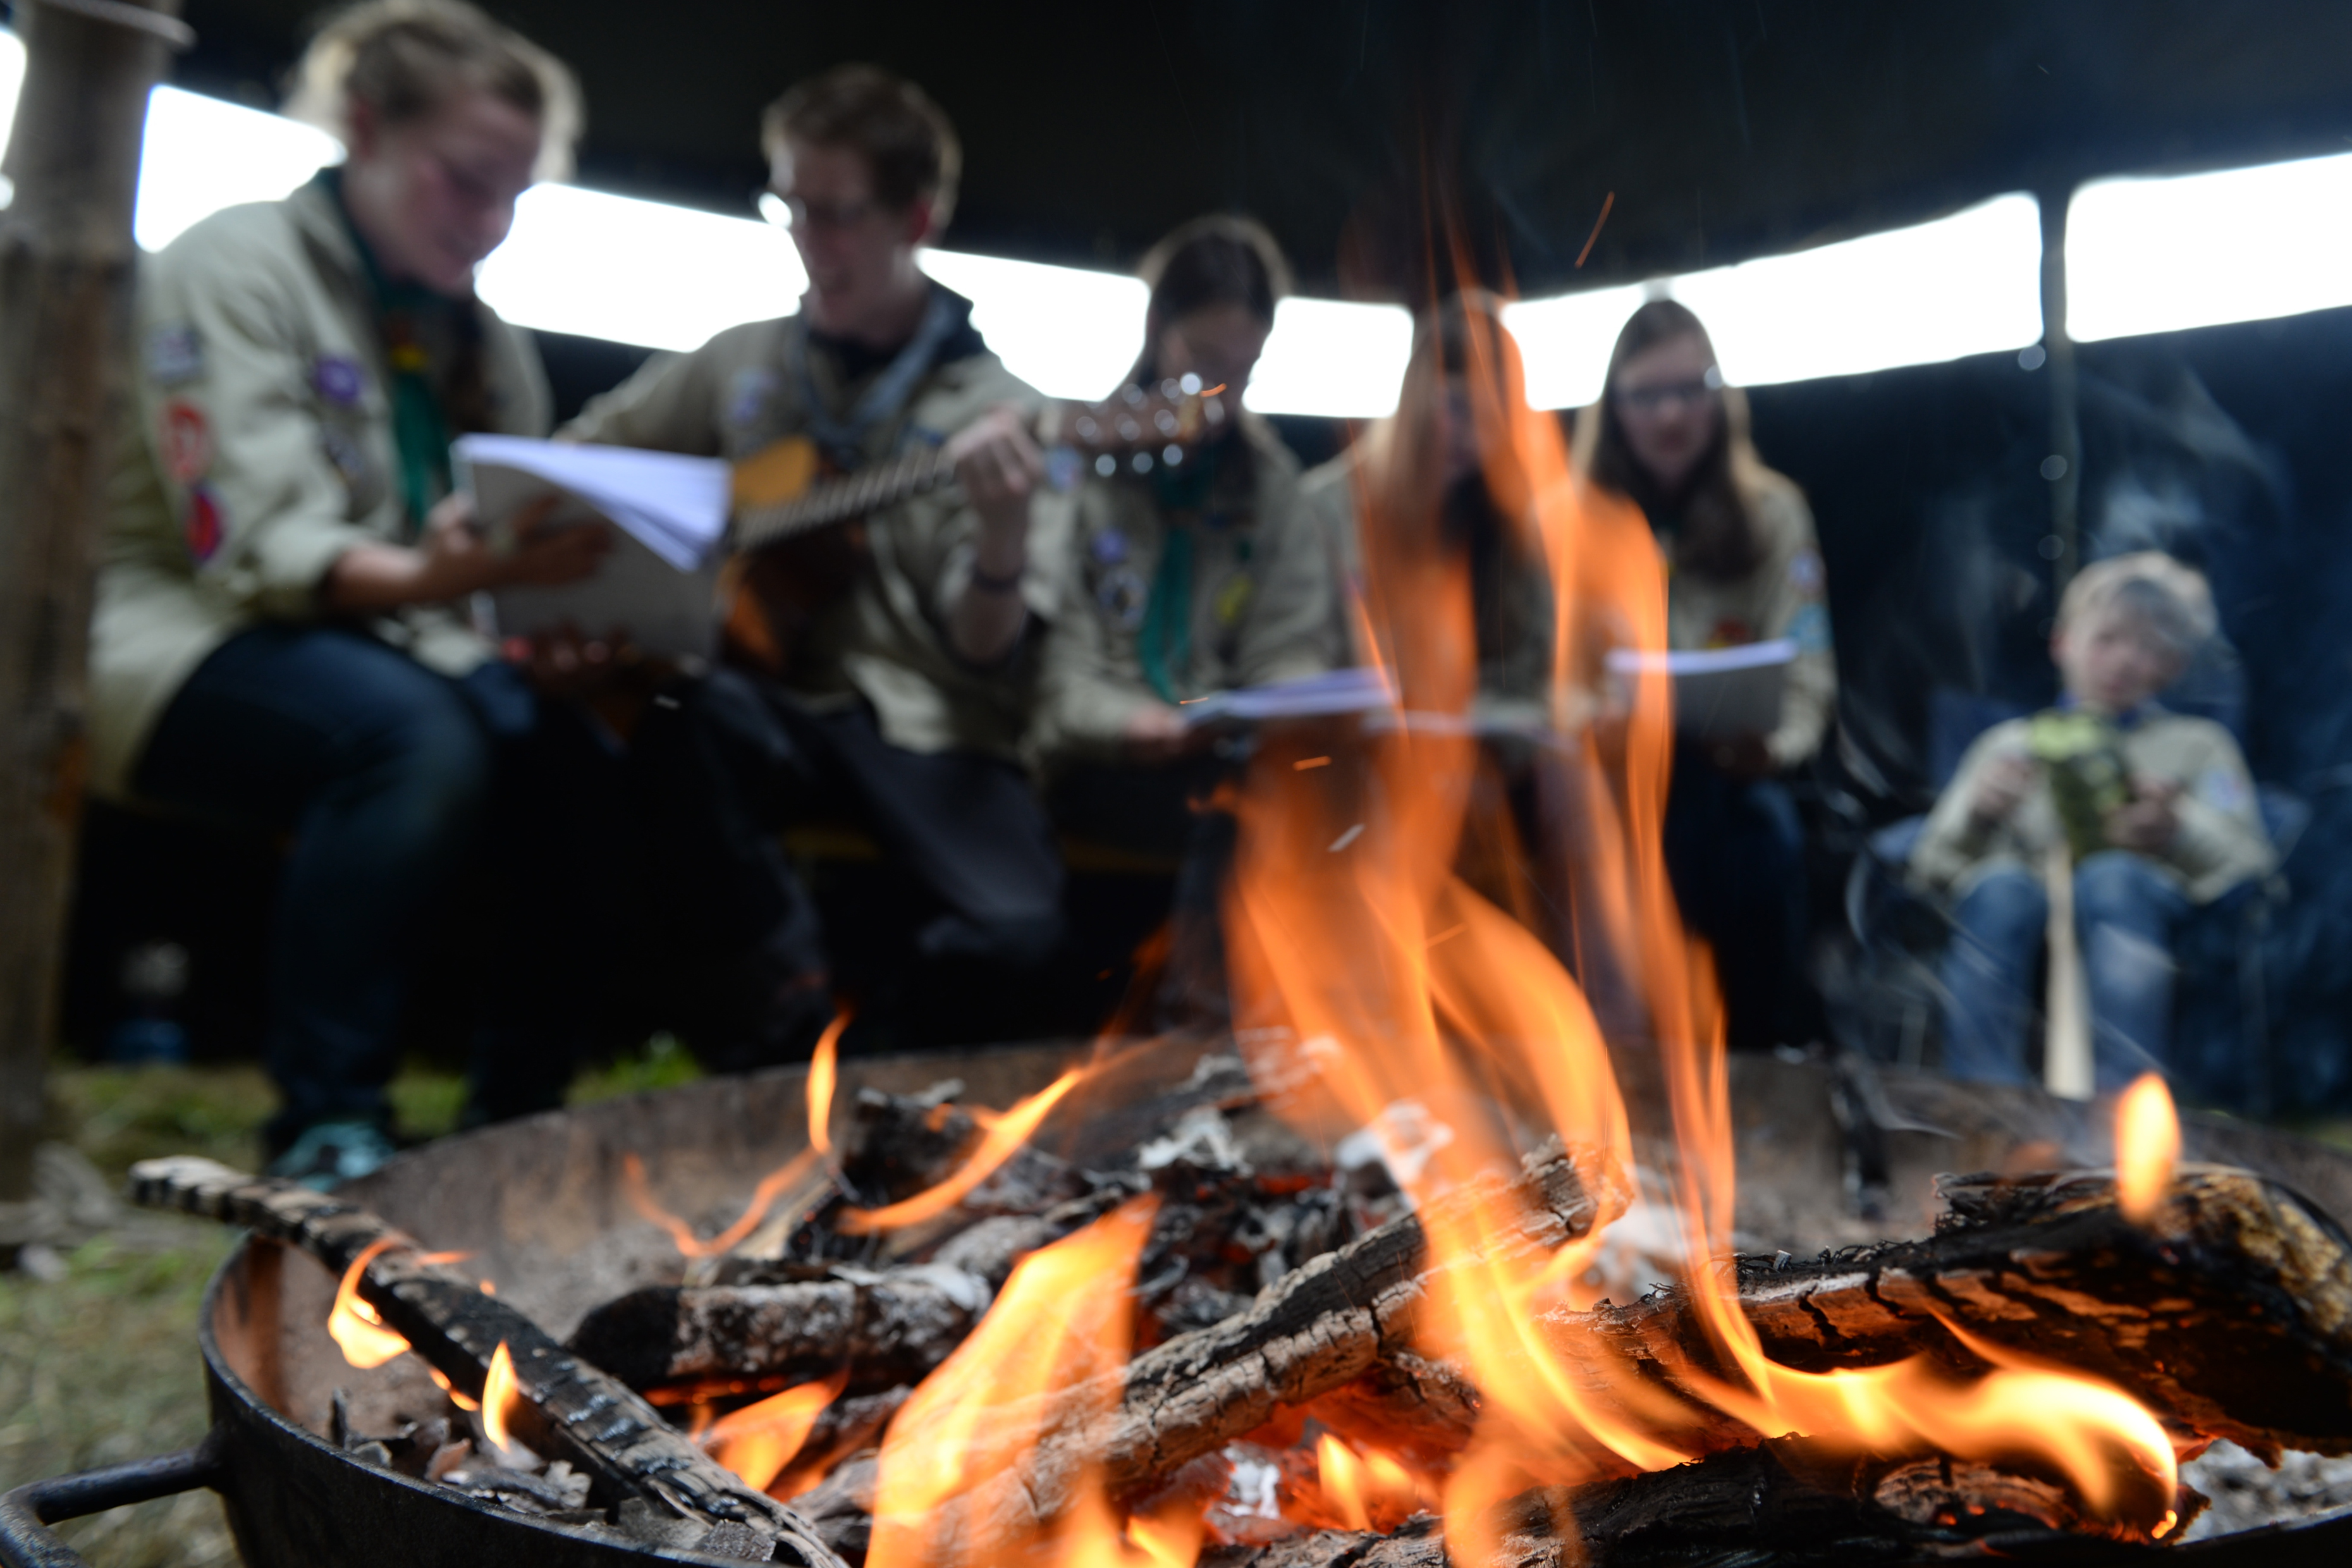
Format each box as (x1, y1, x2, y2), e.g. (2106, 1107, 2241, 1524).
(1029, 217, 1334, 845)
(87, 2, 605, 1180)
(560, 66, 1059, 1062)
(1910, 554, 2272, 1090)
(1576, 299, 1836, 1051)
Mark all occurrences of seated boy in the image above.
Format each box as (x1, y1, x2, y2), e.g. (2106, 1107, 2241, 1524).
(1908, 553, 2273, 1091)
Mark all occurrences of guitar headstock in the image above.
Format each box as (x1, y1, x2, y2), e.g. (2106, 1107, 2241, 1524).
(1058, 375, 1231, 481)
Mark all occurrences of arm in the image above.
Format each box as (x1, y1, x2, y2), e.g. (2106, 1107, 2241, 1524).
(2145, 730, 2276, 894)
(938, 405, 1047, 665)
(1029, 492, 1189, 768)
(1752, 490, 1837, 769)
(1908, 729, 2033, 896)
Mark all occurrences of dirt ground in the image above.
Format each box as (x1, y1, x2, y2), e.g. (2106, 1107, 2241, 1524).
(1, 1042, 701, 1567)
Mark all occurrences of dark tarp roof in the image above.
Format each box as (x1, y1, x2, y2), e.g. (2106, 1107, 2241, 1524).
(173, 0, 2352, 300)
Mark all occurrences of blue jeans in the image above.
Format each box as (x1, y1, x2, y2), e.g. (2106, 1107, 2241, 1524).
(1662, 749, 1813, 1051)
(1939, 850, 2190, 1092)
(134, 625, 616, 1144)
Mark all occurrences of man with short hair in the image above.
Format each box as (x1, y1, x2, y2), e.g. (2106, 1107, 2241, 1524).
(564, 64, 1061, 1063)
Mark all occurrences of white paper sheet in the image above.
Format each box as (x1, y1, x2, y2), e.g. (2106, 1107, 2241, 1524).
(1177, 666, 1399, 726)
(455, 435, 732, 661)
(1605, 639, 1796, 740)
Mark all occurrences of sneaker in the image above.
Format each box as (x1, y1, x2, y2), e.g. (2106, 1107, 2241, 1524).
(266, 1120, 399, 1189)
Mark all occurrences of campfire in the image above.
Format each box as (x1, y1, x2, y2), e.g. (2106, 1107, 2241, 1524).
(123, 312, 2352, 1565)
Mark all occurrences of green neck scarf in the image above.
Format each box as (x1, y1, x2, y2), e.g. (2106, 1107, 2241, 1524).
(322, 170, 455, 534)
(1136, 438, 1229, 702)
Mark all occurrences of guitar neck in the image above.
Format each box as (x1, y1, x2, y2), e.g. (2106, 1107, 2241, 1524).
(732, 446, 954, 552)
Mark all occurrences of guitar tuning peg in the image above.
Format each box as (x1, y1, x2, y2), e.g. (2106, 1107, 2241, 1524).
(1075, 415, 1100, 443)
(1159, 378, 1181, 401)
(1179, 372, 1203, 395)
(1154, 408, 1179, 435)
(1095, 453, 1118, 477)
(1131, 451, 1155, 474)
(1162, 444, 1184, 467)
(1122, 385, 1146, 407)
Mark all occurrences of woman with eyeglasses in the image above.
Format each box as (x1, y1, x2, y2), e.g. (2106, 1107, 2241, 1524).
(1576, 298, 1837, 1052)
(87, 0, 607, 1181)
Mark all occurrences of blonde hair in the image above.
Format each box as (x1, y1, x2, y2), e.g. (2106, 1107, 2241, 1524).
(284, 0, 582, 185)
(2057, 551, 2216, 656)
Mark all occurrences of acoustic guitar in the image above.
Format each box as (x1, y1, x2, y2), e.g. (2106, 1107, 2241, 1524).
(718, 377, 1230, 675)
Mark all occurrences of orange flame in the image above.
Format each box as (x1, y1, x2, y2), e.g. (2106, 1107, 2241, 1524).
(867, 1196, 1160, 1568)
(1216, 295, 2183, 1553)
(623, 1148, 817, 1259)
(481, 1340, 524, 1454)
(838, 1067, 1088, 1234)
(1315, 1435, 1424, 1533)
(427, 1365, 479, 1412)
(328, 1239, 411, 1370)
(702, 1373, 843, 1491)
(2116, 1072, 2180, 1224)
(809, 1008, 848, 1155)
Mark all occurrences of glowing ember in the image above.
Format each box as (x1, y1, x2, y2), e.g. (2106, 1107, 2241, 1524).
(481, 1340, 523, 1454)
(838, 1067, 1089, 1234)
(809, 1008, 849, 1155)
(623, 1148, 817, 1259)
(702, 1373, 843, 1492)
(2116, 1072, 2181, 1224)
(327, 1239, 410, 1371)
(866, 1196, 1158, 1567)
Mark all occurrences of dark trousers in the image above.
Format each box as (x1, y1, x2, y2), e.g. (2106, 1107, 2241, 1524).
(133, 624, 619, 1145)
(1660, 745, 1812, 1052)
(1048, 759, 1233, 1027)
(634, 668, 1065, 1066)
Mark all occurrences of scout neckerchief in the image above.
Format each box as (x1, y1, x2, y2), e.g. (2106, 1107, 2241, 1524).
(788, 285, 963, 471)
(1136, 432, 1232, 703)
(322, 169, 458, 536)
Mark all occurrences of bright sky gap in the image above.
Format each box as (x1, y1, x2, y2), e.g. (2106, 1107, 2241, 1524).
(0, 37, 2340, 414)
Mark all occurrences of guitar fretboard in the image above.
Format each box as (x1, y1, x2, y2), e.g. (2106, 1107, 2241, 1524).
(731, 446, 955, 552)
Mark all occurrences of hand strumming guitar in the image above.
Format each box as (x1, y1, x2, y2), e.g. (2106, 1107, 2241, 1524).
(945, 405, 1046, 665)
(326, 493, 608, 614)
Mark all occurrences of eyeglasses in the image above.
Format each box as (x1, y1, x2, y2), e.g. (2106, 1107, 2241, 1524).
(754, 189, 882, 231)
(1613, 370, 1723, 413)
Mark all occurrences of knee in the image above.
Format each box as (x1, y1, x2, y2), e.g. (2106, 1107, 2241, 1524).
(1954, 867, 2047, 945)
(2073, 851, 2167, 924)
(346, 675, 494, 830)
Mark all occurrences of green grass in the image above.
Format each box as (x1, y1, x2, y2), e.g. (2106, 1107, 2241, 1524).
(9, 1038, 703, 1567)
(0, 1230, 241, 1567)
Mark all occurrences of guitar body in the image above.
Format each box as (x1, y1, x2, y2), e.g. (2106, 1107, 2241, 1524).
(722, 434, 872, 677)
(718, 380, 1228, 678)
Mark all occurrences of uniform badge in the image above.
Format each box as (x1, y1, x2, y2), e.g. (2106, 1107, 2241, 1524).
(1091, 528, 1130, 565)
(321, 425, 371, 489)
(1785, 601, 1832, 654)
(1096, 565, 1146, 630)
(2198, 764, 2248, 815)
(728, 369, 776, 428)
(1787, 548, 1825, 596)
(1705, 618, 1756, 648)
(184, 486, 224, 563)
(313, 355, 366, 407)
(147, 324, 203, 386)
(157, 400, 211, 484)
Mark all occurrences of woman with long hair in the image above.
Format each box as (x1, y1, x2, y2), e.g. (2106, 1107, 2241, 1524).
(1574, 298, 1836, 1051)
(89, 0, 600, 1179)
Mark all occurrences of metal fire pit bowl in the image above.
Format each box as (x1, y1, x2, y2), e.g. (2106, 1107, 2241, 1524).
(7, 1042, 2352, 1567)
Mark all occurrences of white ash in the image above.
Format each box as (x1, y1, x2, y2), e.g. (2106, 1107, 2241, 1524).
(2181, 1441, 2352, 1539)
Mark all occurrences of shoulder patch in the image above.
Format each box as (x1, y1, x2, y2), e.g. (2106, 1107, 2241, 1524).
(2197, 764, 2249, 816)
(157, 400, 212, 484)
(1787, 548, 1825, 596)
(728, 368, 776, 428)
(312, 354, 366, 407)
(1091, 527, 1130, 566)
(147, 324, 204, 386)
(183, 486, 224, 563)
(1096, 565, 1147, 630)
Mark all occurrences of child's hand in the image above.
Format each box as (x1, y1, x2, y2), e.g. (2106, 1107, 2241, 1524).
(2105, 775, 2182, 852)
(1968, 750, 2036, 826)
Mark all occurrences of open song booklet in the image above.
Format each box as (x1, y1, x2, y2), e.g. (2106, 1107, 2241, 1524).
(456, 434, 732, 661)
(1605, 638, 1797, 741)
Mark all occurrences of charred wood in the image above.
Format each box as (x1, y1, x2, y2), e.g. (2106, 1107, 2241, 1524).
(128, 1155, 847, 1568)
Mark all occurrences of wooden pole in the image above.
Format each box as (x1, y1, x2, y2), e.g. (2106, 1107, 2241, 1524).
(0, 0, 188, 1202)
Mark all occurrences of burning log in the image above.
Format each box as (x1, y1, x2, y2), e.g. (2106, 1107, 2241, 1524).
(1198, 1434, 2209, 1567)
(1525, 1163, 2352, 1462)
(918, 1139, 1624, 1557)
(128, 1155, 848, 1568)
